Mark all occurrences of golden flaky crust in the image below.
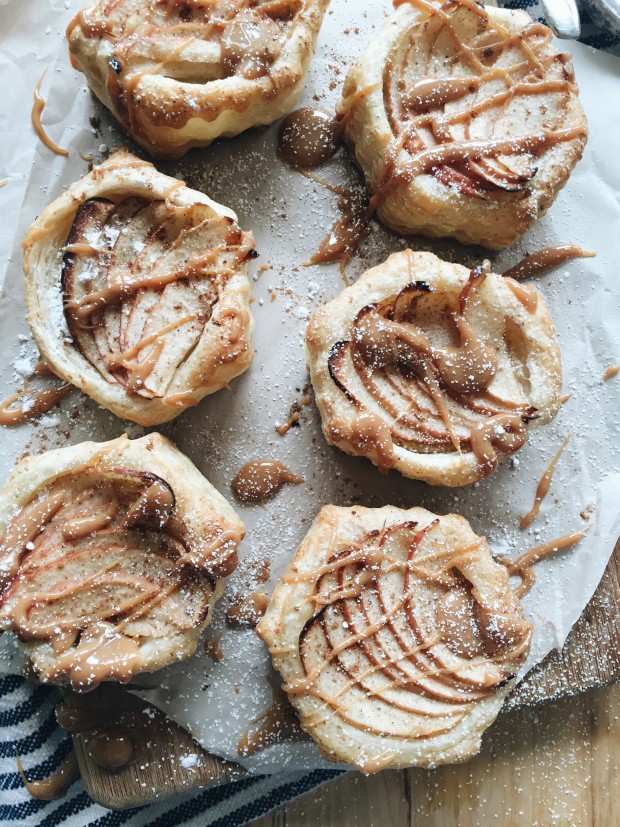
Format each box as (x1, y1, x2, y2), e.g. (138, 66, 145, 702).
(67, 0, 330, 158)
(306, 250, 562, 486)
(337, 2, 588, 249)
(0, 433, 245, 689)
(22, 150, 255, 426)
(258, 504, 532, 771)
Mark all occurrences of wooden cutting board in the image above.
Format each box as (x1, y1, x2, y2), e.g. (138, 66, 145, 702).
(62, 539, 620, 810)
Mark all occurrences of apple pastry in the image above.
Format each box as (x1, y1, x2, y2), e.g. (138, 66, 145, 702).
(257, 504, 532, 771)
(0, 433, 244, 691)
(67, 0, 330, 158)
(336, 0, 588, 249)
(306, 250, 562, 486)
(22, 150, 255, 426)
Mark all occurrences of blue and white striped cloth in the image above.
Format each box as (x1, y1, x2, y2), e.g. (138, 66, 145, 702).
(2, 3, 618, 825)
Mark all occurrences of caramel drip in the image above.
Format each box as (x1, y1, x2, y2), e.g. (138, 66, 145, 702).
(17, 752, 80, 800)
(0, 178, 8, 188)
(0, 384, 71, 426)
(601, 365, 620, 382)
(238, 682, 302, 757)
(505, 278, 538, 313)
(374, 0, 586, 209)
(227, 591, 269, 628)
(278, 108, 343, 168)
(231, 460, 303, 503)
(62, 496, 117, 540)
(31, 71, 69, 156)
(87, 730, 135, 769)
(204, 631, 224, 662)
(279, 521, 530, 746)
(520, 434, 571, 529)
(275, 390, 312, 434)
(503, 246, 596, 281)
(0, 491, 65, 584)
(104, 314, 197, 369)
(469, 414, 528, 476)
(507, 529, 586, 597)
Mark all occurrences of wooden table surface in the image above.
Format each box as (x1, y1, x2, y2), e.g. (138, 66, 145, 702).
(253, 682, 619, 826)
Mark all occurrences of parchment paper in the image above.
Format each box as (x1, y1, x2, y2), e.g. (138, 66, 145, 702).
(0, 0, 619, 775)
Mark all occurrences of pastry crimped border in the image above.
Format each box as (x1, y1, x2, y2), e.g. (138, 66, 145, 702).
(22, 149, 255, 426)
(306, 250, 562, 487)
(257, 503, 525, 771)
(68, 0, 330, 158)
(0, 432, 245, 681)
(337, 4, 588, 250)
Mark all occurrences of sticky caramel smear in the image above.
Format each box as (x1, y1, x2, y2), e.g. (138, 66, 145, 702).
(32, 70, 69, 156)
(520, 434, 571, 529)
(506, 529, 587, 597)
(503, 245, 596, 281)
(558, 392, 572, 406)
(79, 152, 94, 162)
(231, 460, 303, 503)
(601, 364, 620, 382)
(17, 751, 80, 800)
(276, 389, 313, 435)
(204, 632, 224, 662)
(0, 383, 71, 426)
(0, 178, 8, 188)
(227, 591, 269, 628)
(237, 682, 302, 757)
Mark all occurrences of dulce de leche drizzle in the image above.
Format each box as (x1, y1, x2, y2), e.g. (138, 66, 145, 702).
(61, 193, 254, 401)
(31, 71, 69, 156)
(327, 257, 536, 474)
(503, 245, 596, 281)
(0, 465, 229, 691)
(505, 529, 586, 597)
(369, 0, 587, 212)
(277, 519, 531, 766)
(231, 460, 303, 503)
(17, 752, 80, 800)
(520, 433, 571, 529)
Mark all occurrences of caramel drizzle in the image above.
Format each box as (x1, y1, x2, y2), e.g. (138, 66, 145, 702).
(31, 71, 69, 156)
(17, 752, 80, 800)
(373, 0, 586, 210)
(503, 246, 596, 281)
(280, 521, 530, 751)
(520, 433, 571, 529)
(0, 467, 230, 691)
(506, 529, 586, 597)
(0, 353, 71, 427)
(601, 365, 620, 382)
(275, 390, 312, 435)
(328, 261, 534, 473)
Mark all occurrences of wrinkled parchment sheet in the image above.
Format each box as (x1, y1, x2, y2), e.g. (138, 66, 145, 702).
(0, 0, 619, 775)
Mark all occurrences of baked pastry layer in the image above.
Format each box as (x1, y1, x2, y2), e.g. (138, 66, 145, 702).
(306, 250, 562, 486)
(68, 0, 330, 158)
(23, 150, 255, 426)
(336, 0, 587, 249)
(258, 504, 532, 771)
(0, 433, 244, 690)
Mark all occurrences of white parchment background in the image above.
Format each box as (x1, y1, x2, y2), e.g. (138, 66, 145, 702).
(0, 0, 619, 775)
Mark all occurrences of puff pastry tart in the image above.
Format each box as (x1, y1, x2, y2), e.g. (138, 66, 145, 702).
(22, 150, 255, 426)
(336, 0, 587, 249)
(67, 0, 330, 158)
(0, 433, 244, 691)
(258, 504, 531, 771)
(306, 250, 561, 487)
